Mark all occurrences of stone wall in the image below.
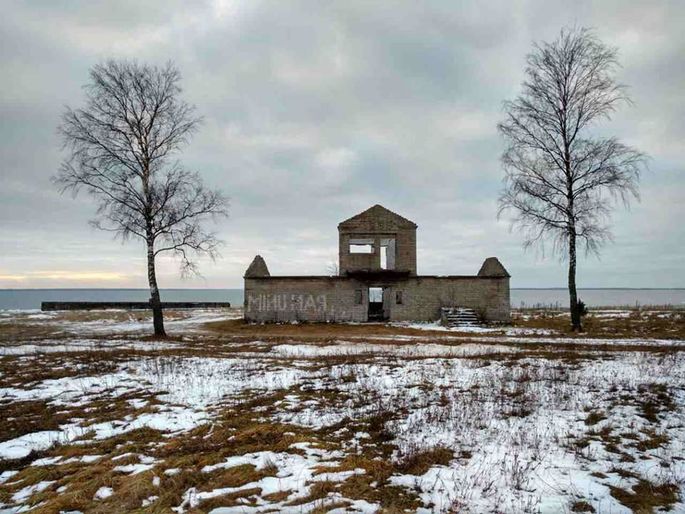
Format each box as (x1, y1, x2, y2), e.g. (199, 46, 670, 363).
(338, 229, 416, 275)
(381, 276, 510, 322)
(338, 205, 417, 275)
(244, 277, 368, 322)
(244, 275, 510, 323)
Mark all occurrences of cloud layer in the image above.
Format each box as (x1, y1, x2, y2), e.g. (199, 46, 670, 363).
(1, 0, 683, 288)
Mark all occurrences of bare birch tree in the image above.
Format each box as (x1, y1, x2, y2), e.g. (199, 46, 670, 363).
(498, 28, 646, 331)
(55, 60, 228, 337)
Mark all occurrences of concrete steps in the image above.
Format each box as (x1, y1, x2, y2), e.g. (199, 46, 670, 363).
(441, 307, 482, 327)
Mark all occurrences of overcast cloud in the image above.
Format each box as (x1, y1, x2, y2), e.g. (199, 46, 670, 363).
(1, 0, 683, 289)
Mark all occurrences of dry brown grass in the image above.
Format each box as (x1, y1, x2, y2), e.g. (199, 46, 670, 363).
(584, 410, 607, 426)
(203, 307, 685, 341)
(610, 479, 679, 513)
(205, 318, 449, 339)
(571, 499, 596, 512)
(0, 322, 66, 343)
(512, 309, 685, 339)
(0, 400, 74, 442)
(2, 307, 684, 512)
(395, 447, 453, 475)
(1, 428, 165, 513)
(0, 309, 197, 345)
(0, 352, 123, 388)
(12, 400, 415, 512)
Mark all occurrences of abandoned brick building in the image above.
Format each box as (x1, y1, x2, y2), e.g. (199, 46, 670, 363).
(244, 204, 510, 323)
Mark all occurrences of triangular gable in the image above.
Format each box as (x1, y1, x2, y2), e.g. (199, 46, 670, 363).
(477, 257, 510, 277)
(338, 204, 417, 230)
(245, 255, 270, 278)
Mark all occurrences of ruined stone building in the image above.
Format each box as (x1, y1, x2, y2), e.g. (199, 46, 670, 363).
(244, 204, 510, 323)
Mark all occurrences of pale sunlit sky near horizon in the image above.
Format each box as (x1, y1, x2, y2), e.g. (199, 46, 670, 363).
(1, 1, 683, 289)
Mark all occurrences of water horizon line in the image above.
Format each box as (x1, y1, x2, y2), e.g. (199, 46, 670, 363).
(1, 287, 685, 291)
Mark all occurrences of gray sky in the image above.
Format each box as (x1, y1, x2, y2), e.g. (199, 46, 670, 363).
(1, 0, 683, 289)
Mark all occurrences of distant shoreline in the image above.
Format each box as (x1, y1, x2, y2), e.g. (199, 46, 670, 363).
(1, 287, 684, 291)
(2, 288, 684, 310)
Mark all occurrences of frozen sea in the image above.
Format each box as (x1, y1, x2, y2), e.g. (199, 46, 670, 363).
(0, 288, 684, 310)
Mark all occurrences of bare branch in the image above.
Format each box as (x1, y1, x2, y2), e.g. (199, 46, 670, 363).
(497, 27, 648, 330)
(498, 27, 647, 257)
(55, 59, 228, 280)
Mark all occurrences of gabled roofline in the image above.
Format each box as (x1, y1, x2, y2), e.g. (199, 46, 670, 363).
(337, 204, 417, 229)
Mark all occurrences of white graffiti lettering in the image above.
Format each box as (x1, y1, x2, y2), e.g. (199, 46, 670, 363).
(247, 293, 329, 313)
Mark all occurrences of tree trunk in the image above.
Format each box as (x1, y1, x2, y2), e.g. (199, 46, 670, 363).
(146, 241, 166, 337)
(568, 229, 582, 332)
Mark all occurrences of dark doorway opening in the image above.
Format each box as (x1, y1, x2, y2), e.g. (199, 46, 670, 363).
(368, 287, 386, 321)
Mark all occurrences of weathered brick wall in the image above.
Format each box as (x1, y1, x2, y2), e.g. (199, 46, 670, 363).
(385, 276, 510, 322)
(244, 275, 510, 323)
(244, 277, 368, 322)
(398, 228, 417, 275)
(338, 230, 416, 275)
(338, 233, 378, 272)
(338, 205, 417, 275)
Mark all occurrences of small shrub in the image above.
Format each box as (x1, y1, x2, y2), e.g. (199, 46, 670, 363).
(584, 410, 606, 426)
(396, 447, 453, 475)
(577, 300, 589, 317)
(610, 479, 679, 512)
(571, 500, 595, 512)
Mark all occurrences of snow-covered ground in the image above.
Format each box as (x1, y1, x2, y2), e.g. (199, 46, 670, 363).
(0, 307, 240, 337)
(391, 320, 556, 336)
(1, 308, 684, 513)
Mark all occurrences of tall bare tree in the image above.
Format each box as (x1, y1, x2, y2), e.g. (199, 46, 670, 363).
(56, 60, 228, 337)
(498, 28, 646, 331)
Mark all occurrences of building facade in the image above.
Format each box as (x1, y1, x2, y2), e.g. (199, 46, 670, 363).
(244, 205, 510, 323)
